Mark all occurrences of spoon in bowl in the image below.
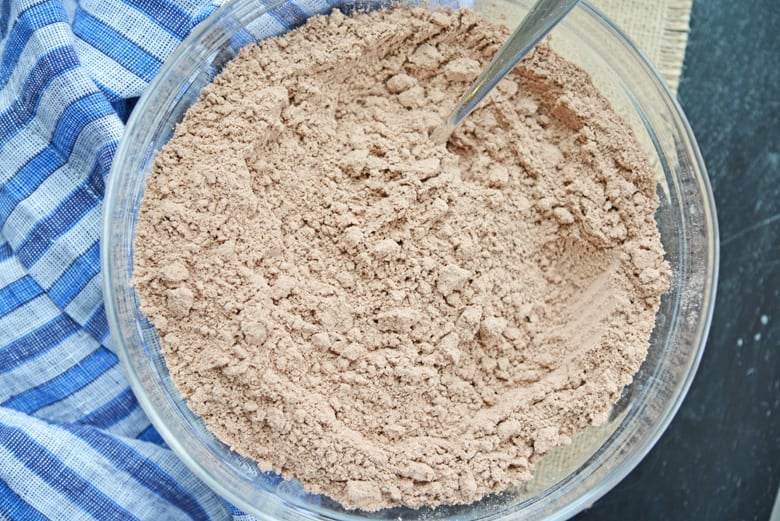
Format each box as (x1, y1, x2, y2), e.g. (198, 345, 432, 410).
(430, 0, 581, 144)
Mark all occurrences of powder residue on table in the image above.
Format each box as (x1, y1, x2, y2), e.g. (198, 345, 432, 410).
(133, 7, 670, 512)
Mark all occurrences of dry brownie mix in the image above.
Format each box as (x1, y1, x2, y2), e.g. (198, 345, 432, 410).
(133, 7, 670, 511)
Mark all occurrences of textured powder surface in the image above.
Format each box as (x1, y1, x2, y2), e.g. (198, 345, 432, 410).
(133, 7, 670, 512)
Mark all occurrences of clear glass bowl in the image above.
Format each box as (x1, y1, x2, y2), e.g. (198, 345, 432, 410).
(102, 0, 718, 519)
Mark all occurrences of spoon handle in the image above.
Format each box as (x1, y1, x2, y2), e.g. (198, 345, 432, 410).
(430, 0, 581, 144)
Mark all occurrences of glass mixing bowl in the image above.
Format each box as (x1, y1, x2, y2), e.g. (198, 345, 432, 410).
(102, 0, 718, 519)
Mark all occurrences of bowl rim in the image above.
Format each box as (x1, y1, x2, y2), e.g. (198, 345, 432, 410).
(101, 0, 719, 519)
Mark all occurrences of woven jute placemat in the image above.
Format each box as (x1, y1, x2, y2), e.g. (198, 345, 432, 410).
(589, 0, 693, 92)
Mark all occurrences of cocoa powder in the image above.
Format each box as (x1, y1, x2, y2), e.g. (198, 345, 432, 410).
(133, 7, 670, 511)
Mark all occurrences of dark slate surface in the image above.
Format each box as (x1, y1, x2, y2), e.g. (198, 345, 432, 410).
(573, 0, 780, 519)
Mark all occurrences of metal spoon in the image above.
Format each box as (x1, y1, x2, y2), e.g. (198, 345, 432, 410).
(430, 0, 581, 144)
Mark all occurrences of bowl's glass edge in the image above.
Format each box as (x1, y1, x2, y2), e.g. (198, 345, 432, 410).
(101, 0, 720, 519)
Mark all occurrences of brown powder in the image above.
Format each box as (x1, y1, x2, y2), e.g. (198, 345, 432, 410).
(133, 7, 670, 512)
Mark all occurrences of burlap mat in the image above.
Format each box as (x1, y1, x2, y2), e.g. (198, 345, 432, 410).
(589, 0, 693, 92)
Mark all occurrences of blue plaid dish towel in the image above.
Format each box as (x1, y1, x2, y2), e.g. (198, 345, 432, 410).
(0, 0, 357, 518)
